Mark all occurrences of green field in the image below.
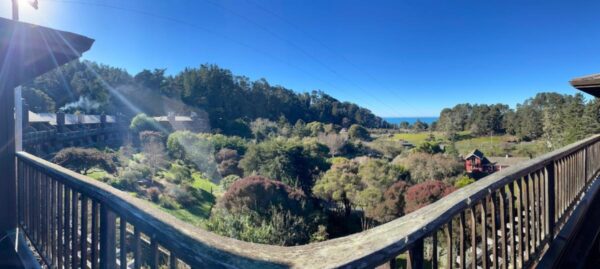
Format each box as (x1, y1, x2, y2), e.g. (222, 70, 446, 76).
(192, 172, 221, 195)
(392, 131, 548, 157)
(158, 202, 212, 227)
(393, 132, 442, 144)
(85, 168, 111, 181)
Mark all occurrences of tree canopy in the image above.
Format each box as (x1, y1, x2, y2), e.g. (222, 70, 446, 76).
(52, 147, 116, 174)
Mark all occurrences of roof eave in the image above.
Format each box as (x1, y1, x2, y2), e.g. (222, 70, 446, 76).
(570, 73, 600, 97)
(0, 17, 94, 88)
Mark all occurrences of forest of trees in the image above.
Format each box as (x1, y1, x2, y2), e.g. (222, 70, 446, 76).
(22, 60, 389, 133)
(436, 93, 600, 149)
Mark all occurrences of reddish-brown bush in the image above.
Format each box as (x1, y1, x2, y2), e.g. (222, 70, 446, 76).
(219, 175, 312, 217)
(404, 180, 455, 213)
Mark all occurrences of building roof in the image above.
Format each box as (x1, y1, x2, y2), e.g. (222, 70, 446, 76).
(570, 73, 600, 97)
(465, 149, 485, 159)
(29, 111, 116, 125)
(0, 18, 94, 88)
(465, 149, 492, 165)
(153, 116, 193, 122)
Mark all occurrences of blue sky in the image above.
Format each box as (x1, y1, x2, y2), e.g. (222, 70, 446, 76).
(2, 0, 600, 117)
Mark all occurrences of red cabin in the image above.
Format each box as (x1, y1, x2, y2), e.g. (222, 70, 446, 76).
(464, 149, 495, 173)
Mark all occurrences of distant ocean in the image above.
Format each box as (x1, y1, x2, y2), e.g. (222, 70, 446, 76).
(383, 117, 439, 125)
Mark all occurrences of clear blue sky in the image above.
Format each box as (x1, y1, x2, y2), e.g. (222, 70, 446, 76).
(2, 0, 600, 117)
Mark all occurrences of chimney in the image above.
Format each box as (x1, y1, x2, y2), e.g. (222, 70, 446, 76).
(100, 114, 107, 128)
(56, 112, 65, 132)
(167, 111, 175, 123)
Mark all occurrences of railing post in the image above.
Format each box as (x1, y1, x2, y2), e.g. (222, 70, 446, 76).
(407, 238, 424, 269)
(546, 162, 556, 240)
(100, 205, 117, 269)
(584, 146, 589, 182)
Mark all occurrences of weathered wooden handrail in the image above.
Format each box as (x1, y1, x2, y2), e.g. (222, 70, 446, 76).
(15, 134, 600, 269)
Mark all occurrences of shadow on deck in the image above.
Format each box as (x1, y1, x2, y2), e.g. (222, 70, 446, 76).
(0, 230, 39, 269)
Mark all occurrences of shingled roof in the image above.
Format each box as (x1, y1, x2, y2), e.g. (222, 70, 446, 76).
(465, 149, 491, 164)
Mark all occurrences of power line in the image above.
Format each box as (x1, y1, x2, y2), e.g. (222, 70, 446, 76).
(47, 0, 400, 118)
(48, 0, 386, 108)
(244, 0, 427, 116)
(201, 0, 408, 117)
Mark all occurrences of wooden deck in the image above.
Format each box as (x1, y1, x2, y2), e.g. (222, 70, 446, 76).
(0, 232, 24, 269)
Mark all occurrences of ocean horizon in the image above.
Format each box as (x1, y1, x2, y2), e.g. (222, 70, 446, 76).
(383, 117, 438, 125)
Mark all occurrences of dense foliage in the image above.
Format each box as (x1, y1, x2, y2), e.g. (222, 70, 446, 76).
(206, 176, 325, 245)
(52, 147, 116, 174)
(23, 60, 389, 132)
(436, 93, 600, 149)
(404, 181, 456, 213)
(239, 138, 330, 194)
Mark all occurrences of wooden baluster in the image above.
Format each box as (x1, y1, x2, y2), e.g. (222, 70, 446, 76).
(150, 237, 159, 269)
(51, 178, 57, 267)
(99, 206, 117, 269)
(547, 163, 556, 241)
(557, 159, 562, 220)
(170, 253, 178, 269)
(446, 221, 453, 269)
(521, 177, 530, 263)
(57, 183, 64, 269)
(569, 155, 573, 209)
(133, 228, 141, 269)
(81, 196, 88, 268)
(28, 165, 33, 233)
(23, 161, 27, 228)
(531, 173, 538, 252)
(459, 212, 466, 269)
(17, 161, 22, 226)
(489, 194, 498, 269)
(64, 187, 71, 267)
(72, 192, 79, 269)
(567, 157, 571, 213)
(407, 238, 424, 269)
(507, 183, 516, 269)
(120, 218, 127, 269)
(470, 207, 477, 269)
(432, 232, 438, 269)
(33, 168, 38, 244)
(91, 202, 99, 269)
(481, 201, 488, 269)
(37, 170, 42, 248)
(45, 174, 51, 261)
(514, 180, 523, 267)
(40, 171, 46, 252)
(534, 171, 541, 249)
(39, 171, 44, 250)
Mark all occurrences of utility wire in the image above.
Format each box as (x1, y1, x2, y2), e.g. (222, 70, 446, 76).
(46, 0, 376, 112)
(201, 0, 407, 117)
(244, 0, 427, 117)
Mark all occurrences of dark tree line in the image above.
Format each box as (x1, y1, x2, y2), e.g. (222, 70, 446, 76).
(23, 60, 389, 132)
(437, 93, 600, 149)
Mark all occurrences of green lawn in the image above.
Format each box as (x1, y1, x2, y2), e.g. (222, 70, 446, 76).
(85, 168, 112, 181)
(192, 172, 221, 195)
(454, 135, 547, 157)
(158, 172, 217, 225)
(392, 132, 442, 144)
(390, 130, 548, 157)
(158, 203, 212, 227)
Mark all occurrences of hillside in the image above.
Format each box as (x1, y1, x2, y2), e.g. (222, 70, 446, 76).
(22, 60, 389, 134)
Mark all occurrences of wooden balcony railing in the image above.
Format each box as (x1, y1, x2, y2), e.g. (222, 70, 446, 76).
(15, 134, 600, 269)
